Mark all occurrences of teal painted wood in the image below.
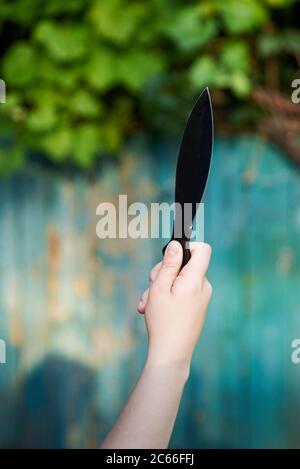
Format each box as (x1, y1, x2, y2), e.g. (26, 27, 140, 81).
(0, 136, 299, 448)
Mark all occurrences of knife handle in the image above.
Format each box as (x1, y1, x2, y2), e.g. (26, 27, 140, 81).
(162, 238, 191, 269)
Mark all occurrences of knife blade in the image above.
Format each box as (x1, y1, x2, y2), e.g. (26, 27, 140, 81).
(162, 87, 214, 268)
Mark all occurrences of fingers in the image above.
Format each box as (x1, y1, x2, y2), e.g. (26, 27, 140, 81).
(138, 288, 149, 314)
(138, 261, 162, 314)
(173, 242, 212, 293)
(186, 242, 212, 277)
(203, 277, 213, 300)
(153, 240, 183, 292)
(138, 242, 212, 312)
(149, 261, 162, 283)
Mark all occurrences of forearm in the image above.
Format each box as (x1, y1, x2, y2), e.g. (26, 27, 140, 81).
(100, 359, 190, 449)
(101, 242, 212, 449)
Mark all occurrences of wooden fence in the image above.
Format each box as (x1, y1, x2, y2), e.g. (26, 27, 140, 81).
(0, 136, 299, 448)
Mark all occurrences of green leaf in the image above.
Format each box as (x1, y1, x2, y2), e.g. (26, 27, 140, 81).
(189, 52, 252, 97)
(37, 58, 81, 89)
(216, 0, 267, 34)
(40, 127, 73, 161)
(27, 88, 59, 108)
(2, 0, 43, 26)
(84, 48, 117, 91)
(69, 90, 101, 118)
(258, 30, 300, 57)
(230, 71, 252, 97)
(73, 124, 102, 168)
(44, 0, 86, 16)
(3, 42, 37, 87)
(34, 21, 89, 63)
(220, 41, 250, 73)
(88, 0, 146, 44)
(1, 92, 21, 112)
(118, 51, 164, 91)
(86, 48, 164, 92)
(164, 7, 218, 51)
(27, 106, 58, 132)
(25, 88, 62, 132)
(189, 56, 219, 89)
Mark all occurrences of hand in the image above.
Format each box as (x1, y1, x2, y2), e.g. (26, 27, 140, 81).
(138, 241, 212, 371)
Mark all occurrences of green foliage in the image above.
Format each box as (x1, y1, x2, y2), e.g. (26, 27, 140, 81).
(0, 0, 298, 172)
(34, 21, 90, 63)
(3, 43, 37, 86)
(258, 29, 300, 56)
(163, 6, 218, 51)
(215, 0, 268, 34)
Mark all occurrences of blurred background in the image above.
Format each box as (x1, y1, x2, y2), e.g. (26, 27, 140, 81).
(0, 0, 300, 448)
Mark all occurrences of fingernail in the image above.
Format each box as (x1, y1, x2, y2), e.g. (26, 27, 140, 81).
(138, 299, 143, 308)
(167, 241, 179, 256)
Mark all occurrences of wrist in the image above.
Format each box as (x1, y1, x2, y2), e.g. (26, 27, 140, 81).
(145, 353, 191, 384)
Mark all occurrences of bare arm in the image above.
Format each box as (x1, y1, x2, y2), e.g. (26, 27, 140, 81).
(101, 241, 212, 449)
(101, 361, 188, 449)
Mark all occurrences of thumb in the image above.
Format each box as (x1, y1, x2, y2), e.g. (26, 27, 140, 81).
(154, 240, 183, 291)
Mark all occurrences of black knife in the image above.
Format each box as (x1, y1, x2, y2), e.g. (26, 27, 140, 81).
(162, 87, 214, 268)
